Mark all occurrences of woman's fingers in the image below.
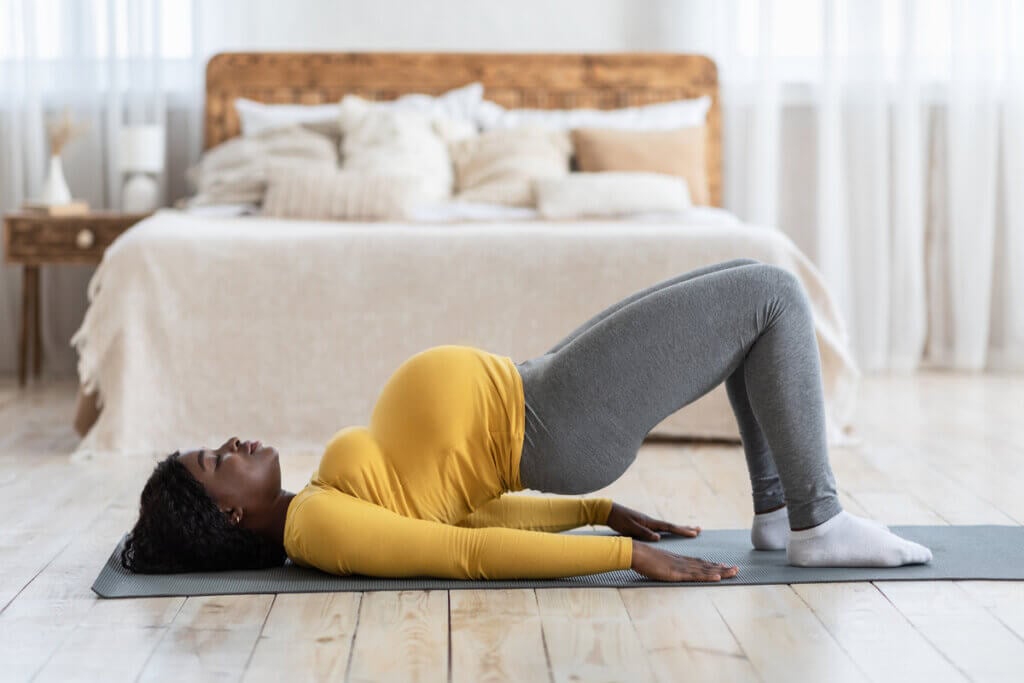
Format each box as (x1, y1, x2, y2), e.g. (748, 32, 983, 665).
(648, 519, 701, 537)
(630, 543, 739, 582)
(677, 555, 738, 582)
(679, 565, 725, 581)
(707, 559, 737, 571)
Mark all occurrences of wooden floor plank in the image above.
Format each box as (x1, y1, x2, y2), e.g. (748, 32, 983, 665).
(243, 592, 361, 682)
(856, 436, 1024, 524)
(636, 449, 749, 529)
(35, 625, 169, 683)
(0, 473, 156, 676)
(619, 586, 760, 683)
(955, 580, 1024, 643)
(875, 581, 1024, 682)
(792, 582, 967, 682)
(138, 594, 275, 683)
(592, 456, 667, 517)
(535, 587, 656, 683)
(710, 585, 868, 683)
(854, 442, 1018, 525)
(345, 590, 448, 683)
(0, 618, 80, 681)
(449, 589, 551, 683)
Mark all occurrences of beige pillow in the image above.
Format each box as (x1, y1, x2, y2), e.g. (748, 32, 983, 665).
(534, 172, 691, 219)
(449, 127, 572, 206)
(571, 126, 710, 206)
(262, 166, 430, 220)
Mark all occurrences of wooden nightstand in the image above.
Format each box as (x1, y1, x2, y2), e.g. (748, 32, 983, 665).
(2, 210, 151, 386)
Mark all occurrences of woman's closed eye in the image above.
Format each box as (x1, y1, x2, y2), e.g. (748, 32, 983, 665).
(200, 449, 223, 471)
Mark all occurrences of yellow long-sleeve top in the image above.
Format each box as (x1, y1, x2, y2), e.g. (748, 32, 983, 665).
(283, 344, 634, 579)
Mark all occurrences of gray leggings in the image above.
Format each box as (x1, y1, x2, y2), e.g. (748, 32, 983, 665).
(513, 258, 842, 530)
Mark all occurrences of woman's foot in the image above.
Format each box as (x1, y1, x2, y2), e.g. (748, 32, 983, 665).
(752, 504, 893, 551)
(786, 510, 933, 567)
(751, 505, 790, 550)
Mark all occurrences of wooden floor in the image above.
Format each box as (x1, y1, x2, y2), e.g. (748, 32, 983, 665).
(1, 372, 1023, 682)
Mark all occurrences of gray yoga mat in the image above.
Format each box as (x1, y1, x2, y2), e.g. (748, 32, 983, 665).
(92, 525, 1024, 598)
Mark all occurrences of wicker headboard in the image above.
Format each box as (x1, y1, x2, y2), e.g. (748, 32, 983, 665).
(205, 52, 722, 206)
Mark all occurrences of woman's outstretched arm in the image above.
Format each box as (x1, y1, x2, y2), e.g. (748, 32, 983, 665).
(452, 494, 614, 532)
(286, 490, 631, 580)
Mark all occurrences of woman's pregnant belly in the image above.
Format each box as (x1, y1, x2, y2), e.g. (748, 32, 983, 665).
(369, 345, 481, 455)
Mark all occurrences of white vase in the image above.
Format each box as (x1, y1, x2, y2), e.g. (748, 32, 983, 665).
(39, 154, 72, 205)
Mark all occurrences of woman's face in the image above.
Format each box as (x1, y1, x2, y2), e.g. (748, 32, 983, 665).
(176, 436, 282, 525)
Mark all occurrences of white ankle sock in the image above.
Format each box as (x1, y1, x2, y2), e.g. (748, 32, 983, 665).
(751, 506, 789, 550)
(750, 503, 890, 552)
(786, 510, 933, 567)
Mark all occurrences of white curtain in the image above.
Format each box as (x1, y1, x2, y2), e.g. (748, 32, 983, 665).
(673, 0, 1024, 372)
(0, 0, 202, 377)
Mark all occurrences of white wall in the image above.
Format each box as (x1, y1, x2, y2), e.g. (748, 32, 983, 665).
(195, 0, 682, 55)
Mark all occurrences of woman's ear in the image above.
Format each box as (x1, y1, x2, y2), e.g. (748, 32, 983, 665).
(221, 506, 243, 526)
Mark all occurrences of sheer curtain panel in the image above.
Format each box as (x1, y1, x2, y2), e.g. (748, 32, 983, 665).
(0, 0, 201, 377)
(671, 0, 1024, 372)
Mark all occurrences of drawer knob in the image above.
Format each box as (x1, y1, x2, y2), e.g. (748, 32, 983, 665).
(75, 228, 95, 249)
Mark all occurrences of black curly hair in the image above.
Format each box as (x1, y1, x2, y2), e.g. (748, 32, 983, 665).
(121, 451, 288, 573)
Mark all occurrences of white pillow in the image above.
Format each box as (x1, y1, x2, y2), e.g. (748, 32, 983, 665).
(477, 95, 711, 131)
(183, 125, 338, 207)
(236, 82, 484, 136)
(376, 82, 484, 125)
(338, 95, 454, 201)
(534, 172, 692, 219)
(262, 166, 430, 220)
(235, 100, 342, 137)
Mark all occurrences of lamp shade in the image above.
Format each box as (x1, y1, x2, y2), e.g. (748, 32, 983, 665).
(118, 125, 165, 173)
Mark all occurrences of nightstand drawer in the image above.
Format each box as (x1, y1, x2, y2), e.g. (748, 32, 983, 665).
(4, 213, 150, 264)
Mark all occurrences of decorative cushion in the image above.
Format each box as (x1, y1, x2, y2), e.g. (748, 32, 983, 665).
(570, 126, 710, 206)
(261, 166, 430, 220)
(448, 127, 572, 206)
(534, 172, 691, 219)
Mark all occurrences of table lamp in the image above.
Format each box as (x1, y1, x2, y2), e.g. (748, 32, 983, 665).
(119, 125, 165, 212)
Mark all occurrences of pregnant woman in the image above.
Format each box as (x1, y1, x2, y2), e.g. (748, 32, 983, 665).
(121, 258, 932, 581)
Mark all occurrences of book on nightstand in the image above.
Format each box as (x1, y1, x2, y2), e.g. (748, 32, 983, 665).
(22, 200, 90, 216)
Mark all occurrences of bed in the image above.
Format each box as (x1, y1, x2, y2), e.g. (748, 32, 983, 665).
(70, 52, 861, 459)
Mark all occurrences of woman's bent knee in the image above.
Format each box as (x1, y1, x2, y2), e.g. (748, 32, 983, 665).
(745, 264, 807, 302)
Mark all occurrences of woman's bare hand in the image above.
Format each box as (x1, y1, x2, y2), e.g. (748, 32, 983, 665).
(605, 502, 701, 541)
(630, 540, 739, 582)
